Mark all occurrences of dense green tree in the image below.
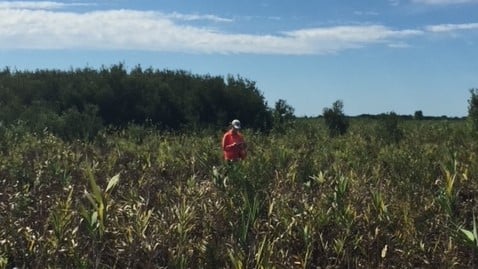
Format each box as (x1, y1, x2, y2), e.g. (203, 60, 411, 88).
(377, 111, 404, 144)
(468, 88, 478, 133)
(61, 104, 103, 140)
(414, 110, 424, 120)
(0, 64, 273, 139)
(273, 99, 295, 133)
(323, 100, 349, 137)
(224, 75, 272, 131)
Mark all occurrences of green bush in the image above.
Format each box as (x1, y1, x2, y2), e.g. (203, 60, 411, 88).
(323, 100, 349, 137)
(468, 88, 478, 133)
(376, 112, 404, 144)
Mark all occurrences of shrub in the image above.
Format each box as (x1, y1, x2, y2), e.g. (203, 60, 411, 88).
(272, 99, 295, 133)
(323, 100, 349, 137)
(414, 110, 424, 120)
(377, 112, 403, 144)
(468, 88, 478, 133)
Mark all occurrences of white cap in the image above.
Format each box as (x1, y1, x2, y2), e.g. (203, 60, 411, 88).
(231, 119, 241, 129)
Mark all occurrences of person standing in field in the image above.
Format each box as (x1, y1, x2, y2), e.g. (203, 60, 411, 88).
(222, 119, 247, 162)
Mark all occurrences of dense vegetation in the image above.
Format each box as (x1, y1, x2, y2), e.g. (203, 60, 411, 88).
(0, 64, 273, 139)
(1, 66, 477, 268)
(1, 117, 478, 268)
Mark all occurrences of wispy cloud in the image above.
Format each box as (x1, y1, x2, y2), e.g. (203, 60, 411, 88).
(425, 23, 478, 32)
(163, 12, 233, 23)
(0, 5, 474, 55)
(283, 26, 422, 54)
(0, 1, 92, 10)
(412, 0, 478, 5)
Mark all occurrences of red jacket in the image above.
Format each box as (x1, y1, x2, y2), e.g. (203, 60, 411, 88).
(222, 129, 246, 161)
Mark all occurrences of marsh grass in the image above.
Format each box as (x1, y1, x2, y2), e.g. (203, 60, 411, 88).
(0, 119, 477, 268)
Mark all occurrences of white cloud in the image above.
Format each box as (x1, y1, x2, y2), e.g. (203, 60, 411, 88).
(3, 6, 475, 55)
(0, 1, 92, 10)
(425, 23, 478, 32)
(412, 0, 478, 5)
(0, 8, 252, 52)
(284, 26, 422, 54)
(0, 8, 420, 55)
(163, 12, 233, 23)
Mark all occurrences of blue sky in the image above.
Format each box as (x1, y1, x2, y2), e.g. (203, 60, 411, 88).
(1, 0, 477, 117)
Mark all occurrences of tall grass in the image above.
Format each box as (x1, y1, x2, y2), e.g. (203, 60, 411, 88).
(0, 119, 477, 268)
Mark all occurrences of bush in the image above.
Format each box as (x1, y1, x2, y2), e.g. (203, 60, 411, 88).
(323, 100, 349, 137)
(468, 88, 478, 133)
(414, 110, 424, 120)
(377, 112, 403, 144)
(272, 99, 295, 133)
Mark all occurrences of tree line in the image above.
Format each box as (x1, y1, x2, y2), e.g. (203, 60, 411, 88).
(0, 64, 281, 140)
(1, 62, 472, 141)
